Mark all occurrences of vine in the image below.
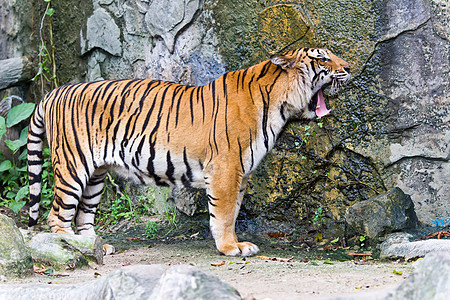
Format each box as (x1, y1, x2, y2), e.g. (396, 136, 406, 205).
(32, 0, 58, 93)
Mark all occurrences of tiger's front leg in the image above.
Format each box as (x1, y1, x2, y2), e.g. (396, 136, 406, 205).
(206, 167, 259, 256)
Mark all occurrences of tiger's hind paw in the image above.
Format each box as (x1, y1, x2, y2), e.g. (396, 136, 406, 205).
(219, 242, 260, 257)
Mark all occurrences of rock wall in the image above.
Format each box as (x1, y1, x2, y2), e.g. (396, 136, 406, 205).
(0, 0, 448, 233)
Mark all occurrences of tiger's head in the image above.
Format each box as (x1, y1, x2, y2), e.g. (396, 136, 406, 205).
(270, 48, 351, 119)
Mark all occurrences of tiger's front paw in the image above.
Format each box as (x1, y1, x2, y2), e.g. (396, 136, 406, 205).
(218, 241, 260, 257)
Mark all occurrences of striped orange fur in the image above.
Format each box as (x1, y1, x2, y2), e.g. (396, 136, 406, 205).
(28, 48, 350, 256)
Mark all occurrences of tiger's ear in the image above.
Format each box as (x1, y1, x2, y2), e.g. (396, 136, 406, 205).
(270, 54, 296, 69)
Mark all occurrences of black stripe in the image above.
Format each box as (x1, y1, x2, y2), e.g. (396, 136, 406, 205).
(237, 137, 245, 173)
(280, 102, 287, 121)
(207, 194, 218, 200)
(257, 61, 272, 80)
(175, 85, 184, 128)
(200, 86, 205, 123)
(189, 87, 195, 125)
(223, 73, 230, 149)
(210, 80, 216, 118)
(249, 129, 254, 171)
(28, 150, 43, 159)
(28, 160, 43, 166)
(183, 147, 193, 182)
(82, 189, 103, 200)
(181, 174, 191, 188)
(28, 218, 38, 227)
(260, 86, 270, 151)
(165, 151, 176, 184)
(28, 194, 41, 207)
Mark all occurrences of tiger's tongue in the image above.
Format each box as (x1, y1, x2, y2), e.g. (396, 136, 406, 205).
(315, 90, 331, 117)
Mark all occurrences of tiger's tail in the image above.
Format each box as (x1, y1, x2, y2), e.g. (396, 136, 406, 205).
(27, 102, 46, 229)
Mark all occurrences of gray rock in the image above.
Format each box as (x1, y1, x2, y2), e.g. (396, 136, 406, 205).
(145, 0, 202, 53)
(0, 264, 241, 300)
(0, 57, 29, 90)
(379, 232, 413, 253)
(387, 251, 450, 299)
(345, 188, 418, 238)
(172, 187, 205, 216)
(150, 265, 241, 299)
(379, 0, 431, 42)
(22, 231, 103, 270)
(0, 264, 166, 300)
(0, 214, 33, 278)
(81, 7, 122, 56)
(380, 239, 450, 260)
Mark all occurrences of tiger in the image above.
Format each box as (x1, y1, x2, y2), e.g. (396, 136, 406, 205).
(27, 47, 350, 256)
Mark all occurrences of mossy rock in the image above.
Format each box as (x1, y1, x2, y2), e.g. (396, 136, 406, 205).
(23, 232, 103, 271)
(0, 214, 33, 278)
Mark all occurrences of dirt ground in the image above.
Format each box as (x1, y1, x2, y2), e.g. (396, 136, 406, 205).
(7, 229, 415, 300)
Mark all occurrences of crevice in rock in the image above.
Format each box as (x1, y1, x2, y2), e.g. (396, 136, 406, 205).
(384, 154, 450, 170)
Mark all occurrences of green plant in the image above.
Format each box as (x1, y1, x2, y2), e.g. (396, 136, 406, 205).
(110, 189, 135, 223)
(161, 200, 177, 236)
(100, 174, 151, 227)
(359, 235, 367, 248)
(145, 221, 158, 239)
(311, 207, 325, 228)
(0, 102, 36, 214)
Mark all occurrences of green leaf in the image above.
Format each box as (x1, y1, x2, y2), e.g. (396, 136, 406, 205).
(6, 103, 35, 128)
(0, 160, 12, 172)
(15, 185, 29, 201)
(9, 200, 26, 214)
(5, 126, 29, 153)
(18, 149, 28, 161)
(5, 139, 26, 153)
(0, 116, 6, 140)
(324, 259, 334, 265)
(6, 191, 16, 199)
(393, 269, 402, 275)
(44, 268, 54, 275)
(46, 8, 55, 16)
(330, 237, 339, 244)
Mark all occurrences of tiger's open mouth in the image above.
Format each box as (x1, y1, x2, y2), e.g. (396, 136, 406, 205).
(309, 89, 331, 117)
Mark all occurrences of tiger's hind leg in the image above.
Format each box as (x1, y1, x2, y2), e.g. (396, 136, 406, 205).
(76, 168, 108, 235)
(47, 166, 86, 234)
(206, 166, 259, 257)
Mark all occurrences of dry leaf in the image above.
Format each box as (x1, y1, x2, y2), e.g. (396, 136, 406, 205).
(266, 232, 287, 238)
(347, 252, 372, 257)
(257, 255, 294, 262)
(211, 261, 226, 267)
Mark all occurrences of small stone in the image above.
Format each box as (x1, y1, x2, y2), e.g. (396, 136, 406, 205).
(380, 239, 450, 260)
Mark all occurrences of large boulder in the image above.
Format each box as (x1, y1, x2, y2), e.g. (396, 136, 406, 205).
(0, 264, 242, 300)
(387, 251, 450, 299)
(345, 187, 418, 238)
(0, 214, 33, 278)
